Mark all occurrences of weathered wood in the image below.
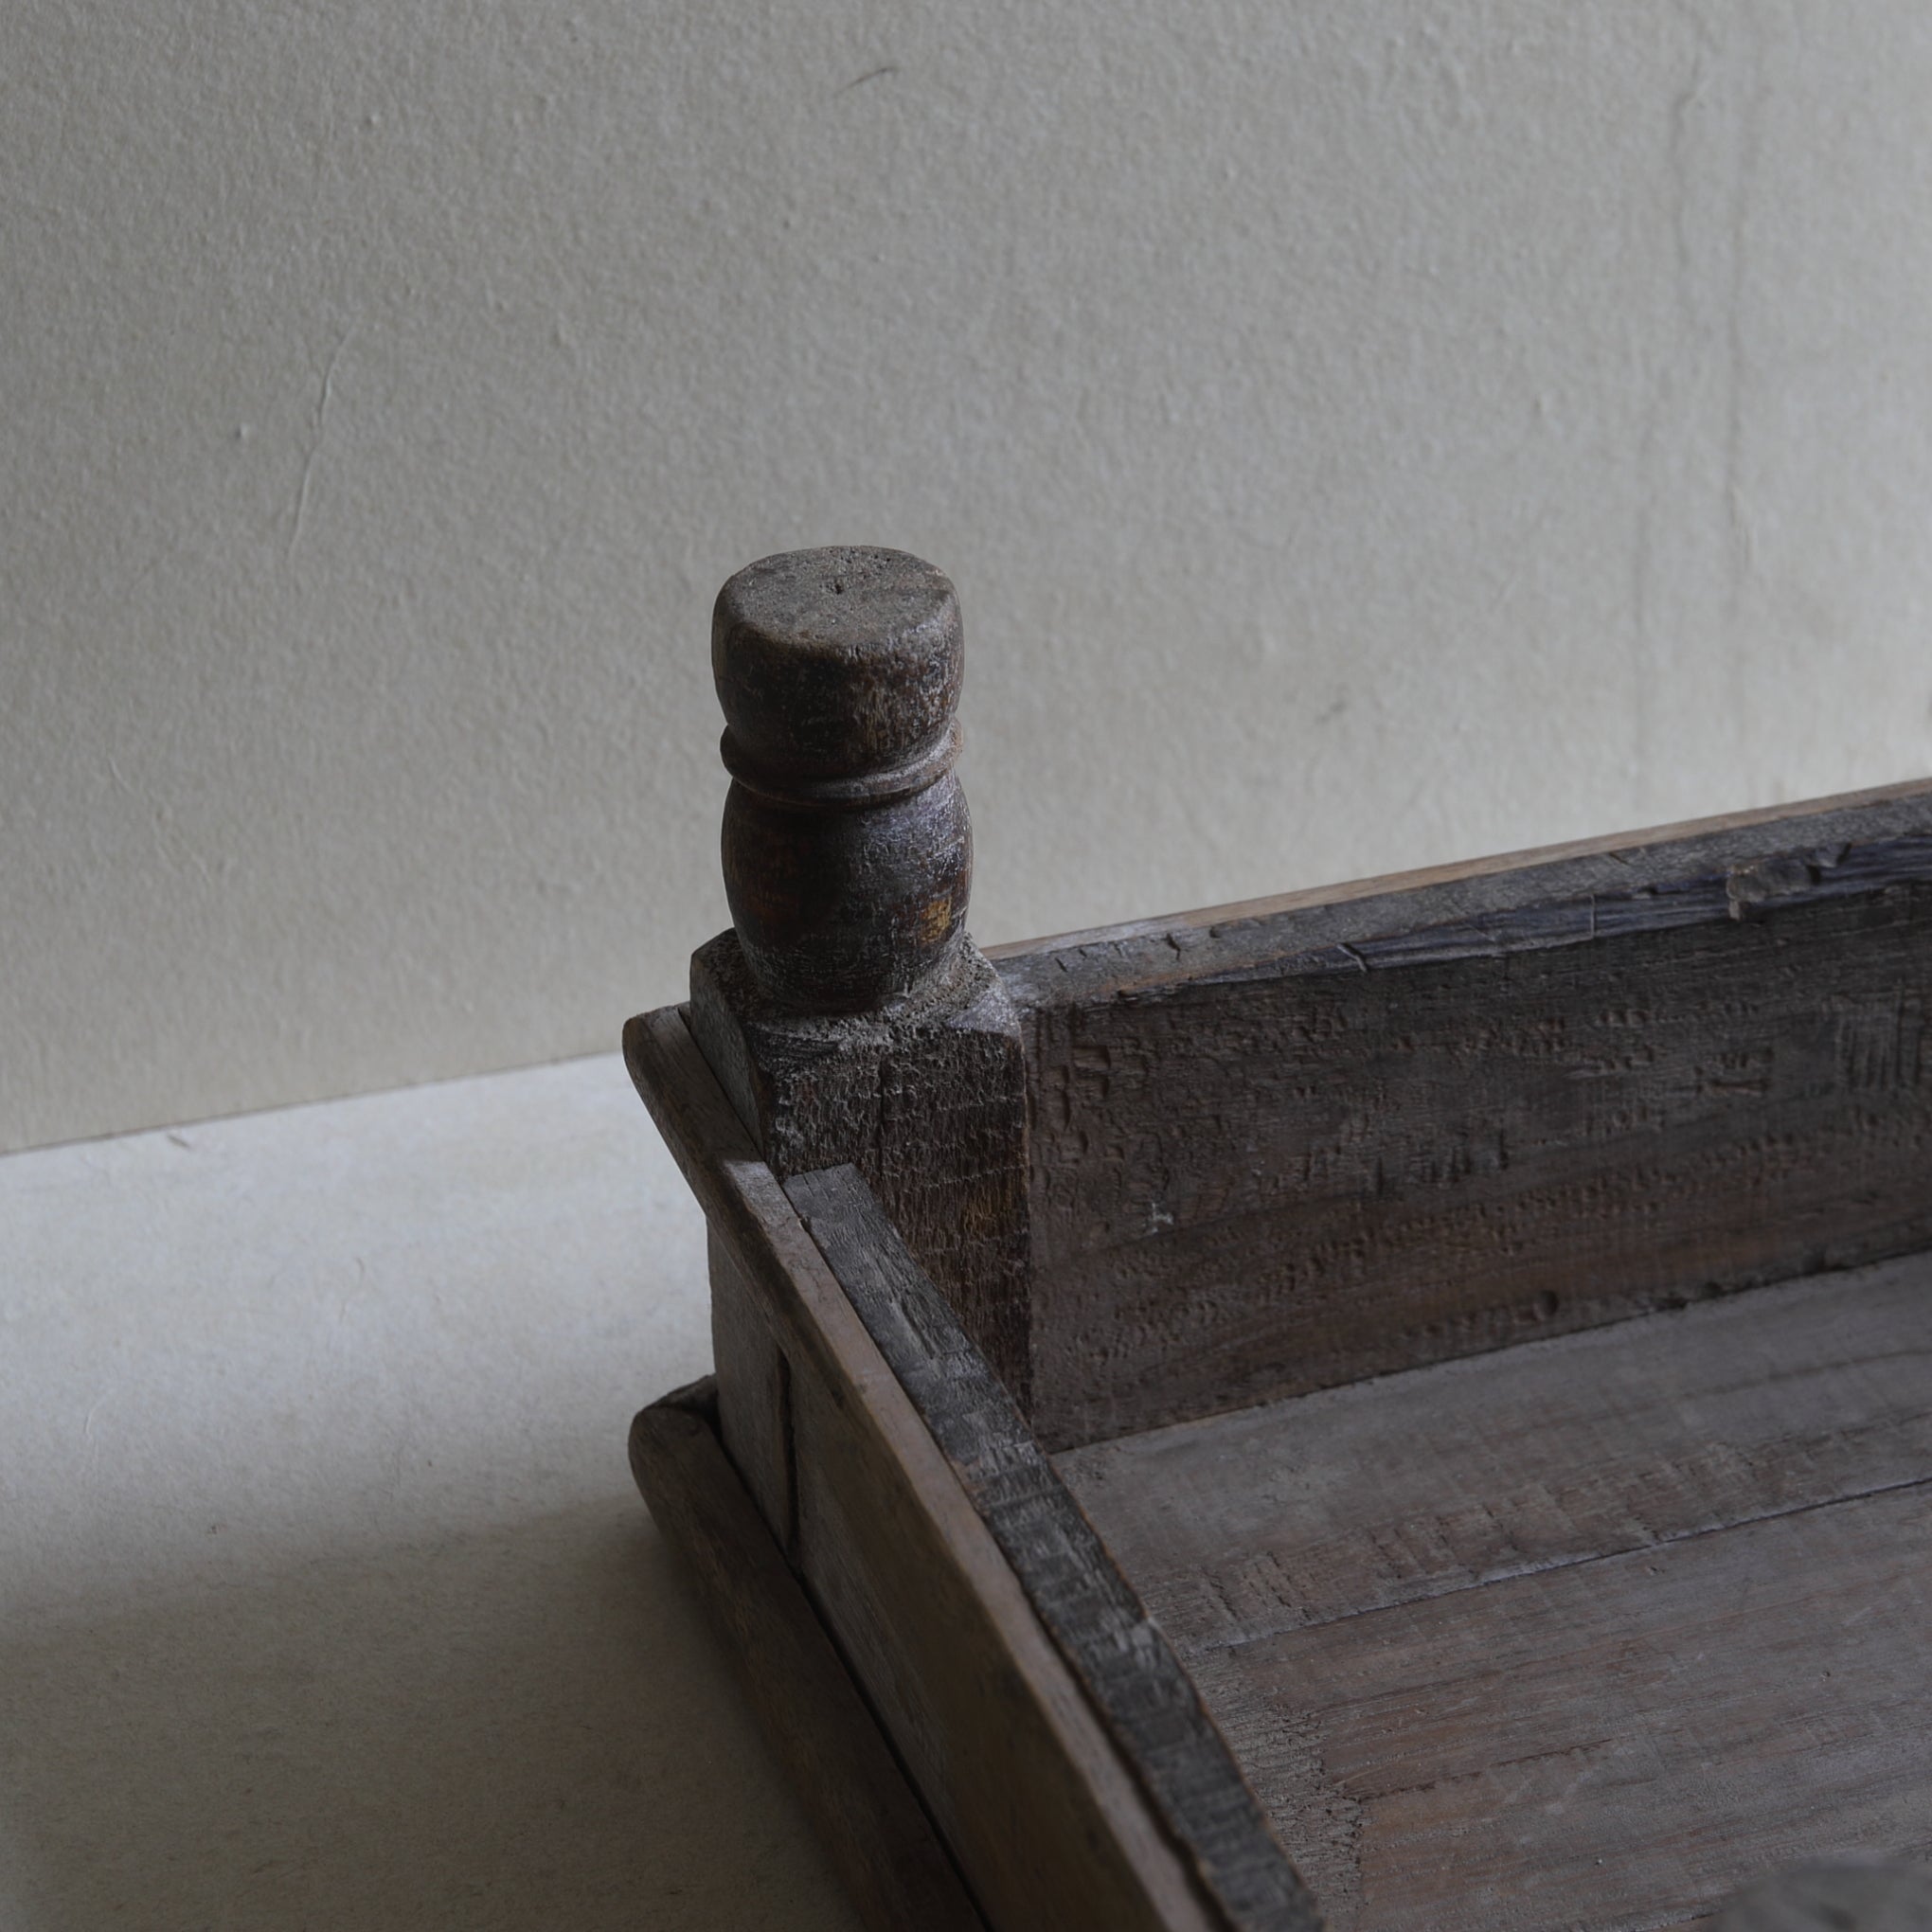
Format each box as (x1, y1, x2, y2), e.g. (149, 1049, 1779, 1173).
(694, 546, 1030, 1401)
(1192, 1486, 1932, 1932)
(988, 777, 1932, 996)
(714, 546, 970, 1012)
(786, 1163, 1318, 1932)
(640, 557, 1932, 1932)
(1002, 784, 1932, 1447)
(1060, 1258, 1932, 1929)
(1709, 1864, 1932, 1930)
(1058, 1251, 1932, 1653)
(624, 1004, 1233, 1932)
(690, 933, 1031, 1401)
(628, 1378, 985, 1932)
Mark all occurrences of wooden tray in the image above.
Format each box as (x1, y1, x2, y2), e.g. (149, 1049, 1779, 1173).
(626, 548, 1932, 1932)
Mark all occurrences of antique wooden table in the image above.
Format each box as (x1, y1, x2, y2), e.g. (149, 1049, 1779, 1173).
(627, 547, 1932, 1931)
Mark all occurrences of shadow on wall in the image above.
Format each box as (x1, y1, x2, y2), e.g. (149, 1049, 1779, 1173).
(1, 1505, 856, 1931)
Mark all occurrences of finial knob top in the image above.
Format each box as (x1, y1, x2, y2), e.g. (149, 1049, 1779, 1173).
(711, 546, 974, 1013)
(713, 546, 962, 797)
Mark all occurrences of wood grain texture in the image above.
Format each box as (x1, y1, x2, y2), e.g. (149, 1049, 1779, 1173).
(628, 1379, 985, 1932)
(1003, 786, 1932, 1447)
(625, 1005, 1231, 1932)
(1060, 1259, 1932, 1930)
(988, 777, 1932, 996)
(1185, 1489, 1932, 1932)
(690, 931, 1031, 1404)
(1057, 1253, 1932, 1653)
(786, 1163, 1318, 1932)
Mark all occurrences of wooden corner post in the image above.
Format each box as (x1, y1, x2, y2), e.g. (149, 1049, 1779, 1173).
(688, 547, 1031, 1527)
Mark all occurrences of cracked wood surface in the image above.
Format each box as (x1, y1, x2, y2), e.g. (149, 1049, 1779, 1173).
(1061, 1255, 1932, 1930)
(998, 779, 1932, 1448)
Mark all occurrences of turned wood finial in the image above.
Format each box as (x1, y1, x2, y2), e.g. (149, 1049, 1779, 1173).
(713, 546, 972, 1012)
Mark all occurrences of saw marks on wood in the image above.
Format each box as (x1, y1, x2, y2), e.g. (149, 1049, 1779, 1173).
(1059, 1259, 1932, 1931)
(1020, 830, 1932, 1450)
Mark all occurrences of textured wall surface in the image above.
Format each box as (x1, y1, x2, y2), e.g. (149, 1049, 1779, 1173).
(9, 1, 1932, 1150)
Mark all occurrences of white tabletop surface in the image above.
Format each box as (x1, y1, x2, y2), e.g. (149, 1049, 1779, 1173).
(0, 1054, 860, 1930)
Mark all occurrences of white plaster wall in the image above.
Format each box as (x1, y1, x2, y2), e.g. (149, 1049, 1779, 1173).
(9, 1, 1932, 1152)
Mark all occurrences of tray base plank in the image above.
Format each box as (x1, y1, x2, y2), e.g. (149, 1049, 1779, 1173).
(1061, 1256, 1932, 1930)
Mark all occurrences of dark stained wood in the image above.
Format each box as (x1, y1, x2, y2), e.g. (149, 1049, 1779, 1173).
(625, 1005, 1234, 1932)
(628, 1378, 986, 1932)
(1001, 786, 1932, 1447)
(714, 546, 970, 1013)
(690, 932, 1031, 1401)
(786, 1162, 1318, 1932)
(1059, 1259, 1932, 1930)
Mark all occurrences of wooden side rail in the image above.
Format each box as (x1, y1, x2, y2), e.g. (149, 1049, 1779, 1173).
(624, 1004, 1248, 1932)
(995, 779, 1932, 1446)
(787, 1162, 1315, 1932)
